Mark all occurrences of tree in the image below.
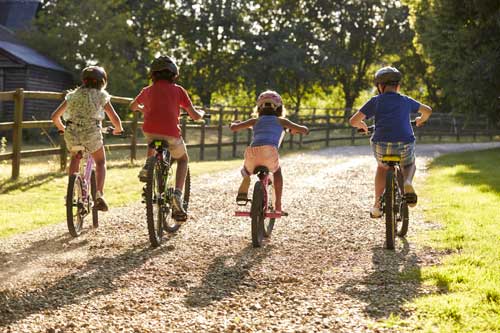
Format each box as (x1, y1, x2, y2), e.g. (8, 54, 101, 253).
(406, 0, 500, 124)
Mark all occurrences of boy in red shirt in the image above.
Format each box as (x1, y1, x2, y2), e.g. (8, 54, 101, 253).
(130, 56, 205, 219)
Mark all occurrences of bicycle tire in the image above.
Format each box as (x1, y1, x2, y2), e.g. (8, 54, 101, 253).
(251, 181, 265, 247)
(384, 169, 396, 250)
(66, 173, 84, 237)
(91, 170, 98, 228)
(396, 169, 409, 237)
(263, 180, 276, 237)
(145, 156, 164, 247)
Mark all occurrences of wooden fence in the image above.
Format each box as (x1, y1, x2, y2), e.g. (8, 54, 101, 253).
(0, 88, 498, 180)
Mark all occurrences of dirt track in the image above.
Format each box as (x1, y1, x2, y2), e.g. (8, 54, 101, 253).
(1, 142, 499, 333)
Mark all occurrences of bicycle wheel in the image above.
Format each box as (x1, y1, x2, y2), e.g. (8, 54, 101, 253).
(396, 169, 409, 237)
(66, 173, 84, 237)
(251, 181, 265, 247)
(263, 179, 276, 237)
(384, 169, 396, 250)
(145, 156, 165, 247)
(91, 170, 98, 228)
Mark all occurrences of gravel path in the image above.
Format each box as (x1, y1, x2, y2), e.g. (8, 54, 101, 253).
(1, 142, 499, 333)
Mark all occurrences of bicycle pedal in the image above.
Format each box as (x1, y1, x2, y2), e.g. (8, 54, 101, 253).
(236, 199, 251, 206)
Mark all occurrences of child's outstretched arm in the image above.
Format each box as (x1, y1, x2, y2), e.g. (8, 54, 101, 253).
(230, 118, 257, 132)
(51, 101, 67, 133)
(415, 103, 432, 127)
(185, 105, 205, 121)
(349, 110, 369, 133)
(104, 102, 124, 135)
(278, 118, 309, 135)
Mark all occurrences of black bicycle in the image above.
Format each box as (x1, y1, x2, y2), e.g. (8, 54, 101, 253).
(143, 140, 190, 247)
(359, 121, 418, 249)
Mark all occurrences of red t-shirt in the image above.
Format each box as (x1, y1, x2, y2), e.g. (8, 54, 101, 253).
(136, 81, 193, 137)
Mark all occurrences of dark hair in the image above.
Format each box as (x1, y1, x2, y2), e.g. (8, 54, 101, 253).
(257, 104, 285, 117)
(151, 69, 176, 83)
(82, 78, 106, 89)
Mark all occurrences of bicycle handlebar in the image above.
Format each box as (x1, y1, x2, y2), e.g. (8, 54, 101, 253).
(358, 120, 418, 135)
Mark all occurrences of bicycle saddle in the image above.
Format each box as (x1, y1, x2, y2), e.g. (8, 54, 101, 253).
(253, 166, 269, 175)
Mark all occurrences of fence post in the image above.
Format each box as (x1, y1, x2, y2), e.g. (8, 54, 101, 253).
(130, 111, 138, 162)
(12, 88, 24, 179)
(326, 114, 331, 147)
(299, 133, 303, 149)
(217, 107, 223, 160)
(60, 136, 67, 172)
(200, 120, 206, 161)
(181, 115, 187, 140)
(232, 109, 238, 158)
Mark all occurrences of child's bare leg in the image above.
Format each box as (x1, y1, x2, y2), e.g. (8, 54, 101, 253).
(402, 163, 416, 185)
(238, 176, 251, 195)
(274, 167, 283, 212)
(374, 164, 388, 207)
(175, 153, 188, 192)
(68, 154, 80, 175)
(91, 147, 106, 193)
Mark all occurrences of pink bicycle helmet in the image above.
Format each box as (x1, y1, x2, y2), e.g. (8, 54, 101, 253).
(256, 90, 283, 110)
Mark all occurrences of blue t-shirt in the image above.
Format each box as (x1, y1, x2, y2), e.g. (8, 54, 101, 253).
(360, 92, 420, 143)
(251, 115, 284, 148)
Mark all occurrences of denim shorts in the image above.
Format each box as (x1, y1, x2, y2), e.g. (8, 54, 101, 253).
(371, 141, 416, 166)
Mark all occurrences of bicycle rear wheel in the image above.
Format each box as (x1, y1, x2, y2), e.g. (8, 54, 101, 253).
(251, 181, 265, 247)
(384, 169, 396, 250)
(396, 170, 409, 237)
(91, 170, 98, 228)
(145, 156, 165, 247)
(263, 179, 276, 237)
(66, 173, 84, 237)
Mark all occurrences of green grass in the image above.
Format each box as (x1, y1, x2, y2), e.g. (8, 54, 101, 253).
(0, 153, 243, 238)
(384, 148, 500, 332)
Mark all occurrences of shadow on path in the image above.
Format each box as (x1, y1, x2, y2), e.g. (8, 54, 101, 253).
(0, 244, 163, 327)
(337, 239, 422, 320)
(185, 244, 271, 307)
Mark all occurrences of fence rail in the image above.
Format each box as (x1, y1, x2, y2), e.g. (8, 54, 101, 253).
(0, 89, 498, 179)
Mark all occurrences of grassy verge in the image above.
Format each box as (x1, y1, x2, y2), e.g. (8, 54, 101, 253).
(0, 157, 243, 238)
(386, 148, 500, 332)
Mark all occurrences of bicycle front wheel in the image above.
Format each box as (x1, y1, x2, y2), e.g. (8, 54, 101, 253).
(66, 173, 84, 237)
(384, 169, 396, 250)
(251, 181, 265, 247)
(145, 156, 165, 247)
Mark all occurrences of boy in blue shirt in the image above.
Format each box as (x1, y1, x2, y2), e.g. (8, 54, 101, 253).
(349, 66, 432, 218)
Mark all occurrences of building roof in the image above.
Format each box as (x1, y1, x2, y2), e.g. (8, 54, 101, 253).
(0, 39, 68, 72)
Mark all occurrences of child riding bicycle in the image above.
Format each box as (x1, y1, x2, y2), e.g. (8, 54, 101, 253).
(349, 66, 432, 218)
(230, 90, 309, 214)
(51, 66, 124, 211)
(129, 55, 205, 219)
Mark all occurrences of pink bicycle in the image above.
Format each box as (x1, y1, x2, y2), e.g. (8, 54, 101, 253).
(235, 166, 286, 247)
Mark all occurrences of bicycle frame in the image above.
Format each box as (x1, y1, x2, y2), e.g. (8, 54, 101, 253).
(235, 171, 282, 219)
(72, 148, 94, 201)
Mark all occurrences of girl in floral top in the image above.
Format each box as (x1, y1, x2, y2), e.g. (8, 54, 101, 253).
(52, 66, 123, 211)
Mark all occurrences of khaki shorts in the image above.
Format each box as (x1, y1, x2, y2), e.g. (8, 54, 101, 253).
(144, 132, 187, 159)
(242, 145, 280, 177)
(64, 123, 103, 154)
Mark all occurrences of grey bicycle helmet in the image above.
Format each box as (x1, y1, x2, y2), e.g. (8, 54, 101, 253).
(374, 66, 402, 85)
(150, 55, 179, 75)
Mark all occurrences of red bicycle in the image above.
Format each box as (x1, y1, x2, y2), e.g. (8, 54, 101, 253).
(235, 166, 286, 248)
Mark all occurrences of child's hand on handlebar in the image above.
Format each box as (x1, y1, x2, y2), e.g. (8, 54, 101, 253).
(113, 127, 124, 135)
(415, 116, 425, 127)
(358, 122, 369, 134)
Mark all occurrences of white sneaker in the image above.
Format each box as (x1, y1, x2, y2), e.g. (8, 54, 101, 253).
(370, 206, 382, 218)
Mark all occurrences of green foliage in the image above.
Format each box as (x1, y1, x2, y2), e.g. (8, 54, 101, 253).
(406, 0, 500, 124)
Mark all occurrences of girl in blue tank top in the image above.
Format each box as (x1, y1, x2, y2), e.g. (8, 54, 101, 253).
(230, 90, 309, 213)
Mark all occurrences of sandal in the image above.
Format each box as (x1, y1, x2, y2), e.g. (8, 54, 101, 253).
(404, 184, 418, 207)
(236, 193, 250, 205)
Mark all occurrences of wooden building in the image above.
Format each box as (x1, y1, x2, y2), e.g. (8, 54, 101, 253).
(0, 0, 74, 123)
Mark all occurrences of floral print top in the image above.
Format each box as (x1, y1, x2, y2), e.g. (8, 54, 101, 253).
(63, 87, 110, 123)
